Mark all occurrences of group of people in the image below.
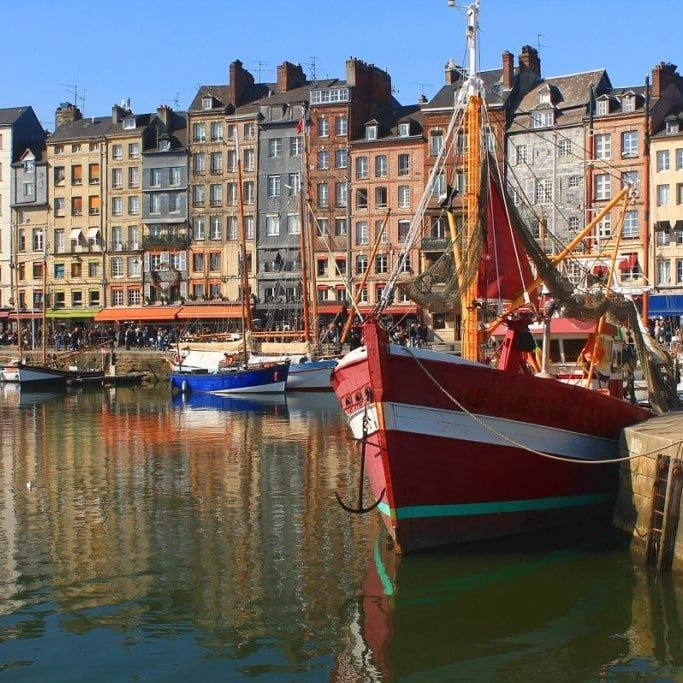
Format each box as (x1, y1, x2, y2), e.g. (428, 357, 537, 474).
(390, 322, 428, 348)
(650, 317, 679, 349)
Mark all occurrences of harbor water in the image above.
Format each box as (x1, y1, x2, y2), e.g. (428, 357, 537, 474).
(1, 384, 683, 681)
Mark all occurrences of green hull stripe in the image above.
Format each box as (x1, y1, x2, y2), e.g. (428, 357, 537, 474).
(377, 492, 615, 520)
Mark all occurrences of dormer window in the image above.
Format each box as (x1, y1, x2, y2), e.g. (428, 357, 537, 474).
(123, 117, 136, 130)
(531, 111, 553, 129)
(202, 96, 213, 111)
(366, 124, 378, 141)
(23, 160, 35, 174)
(596, 99, 609, 116)
(160, 139, 171, 151)
(398, 122, 410, 138)
(622, 95, 635, 113)
(665, 119, 680, 135)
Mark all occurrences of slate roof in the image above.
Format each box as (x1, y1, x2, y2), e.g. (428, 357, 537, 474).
(49, 115, 113, 142)
(425, 67, 516, 110)
(0, 106, 30, 125)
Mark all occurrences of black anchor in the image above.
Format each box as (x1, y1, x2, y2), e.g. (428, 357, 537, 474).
(336, 408, 385, 514)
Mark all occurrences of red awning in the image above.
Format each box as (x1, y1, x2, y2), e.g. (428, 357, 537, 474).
(316, 284, 329, 290)
(318, 304, 345, 315)
(93, 306, 182, 322)
(592, 265, 609, 276)
(619, 253, 638, 271)
(0, 310, 10, 320)
(175, 305, 242, 320)
(357, 305, 419, 316)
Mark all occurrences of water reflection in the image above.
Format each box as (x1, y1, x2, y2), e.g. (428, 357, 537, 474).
(338, 529, 683, 681)
(1, 387, 683, 680)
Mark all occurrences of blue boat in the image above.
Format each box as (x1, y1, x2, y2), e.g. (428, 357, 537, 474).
(169, 361, 289, 396)
(171, 391, 288, 415)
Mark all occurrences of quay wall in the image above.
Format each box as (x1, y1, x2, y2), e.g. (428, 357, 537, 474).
(614, 412, 683, 572)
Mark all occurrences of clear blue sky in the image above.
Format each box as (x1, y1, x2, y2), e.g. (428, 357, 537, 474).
(1, 0, 680, 132)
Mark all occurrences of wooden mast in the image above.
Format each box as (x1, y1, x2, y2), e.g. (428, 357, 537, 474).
(460, 1, 483, 362)
(297, 190, 312, 343)
(235, 130, 252, 364)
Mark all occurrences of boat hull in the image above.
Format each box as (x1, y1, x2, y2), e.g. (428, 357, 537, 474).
(169, 362, 289, 395)
(8, 364, 70, 387)
(331, 323, 650, 553)
(286, 359, 337, 391)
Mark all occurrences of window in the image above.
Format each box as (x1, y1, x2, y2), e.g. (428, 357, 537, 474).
(33, 229, 44, 252)
(317, 183, 329, 208)
(657, 150, 671, 172)
(375, 186, 387, 208)
(266, 215, 280, 236)
(622, 95, 635, 113)
(398, 219, 410, 242)
(54, 197, 65, 217)
(193, 153, 206, 174)
(150, 195, 162, 214)
(434, 172, 447, 197)
(54, 230, 65, 252)
(355, 188, 368, 210)
(355, 156, 368, 179)
(335, 218, 347, 236)
(318, 118, 329, 137)
(123, 115, 136, 129)
(398, 185, 410, 209)
(595, 134, 611, 160)
(356, 254, 368, 274)
(658, 260, 671, 286)
(622, 131, 638, 157)
(71, 165, 83, 185)
(88, 261, 100, 277)
(531, 111, 554, 128)
(112, 144, 123, 160)
(376, 254, 389, 274)
(558, 139, 572, 158)
(54, 166, 65, 185)
(430, 131, 443, 156)
(677, 183, 683, 205)
(568, 175, 581, 189)
(288, 172, 301, 195)
(317, 149, 329, 169)
(656, 229, 671, 247)
(128, 196, 139, 215)
(268, 138, 282, 157)
(72, 291, 83, 307)
(206, 152, 221, 174)
(366, 125, 377, 141)
(267, 175, 281, 198)
(534, 178, 552, 204)
(111, 168, 123, 189)
(290, 137, 302, 156)
(23, 182, 34, 198)
(317, 258, 328, 277)
(398, 122, 410, 138)
(193, 184, 205, 206)
(210, 183, 222, 206)
(170, 167, 182, 186)
(375, 155, 387, 177)
(568, 216, 581, 231)
(398, 153, 410, 176)
(657, 184, 670, 206)
(243, 181, 255, 204)
(244, 123, 255, 139)
(128, 143, 139, 159)
(244, 148, 255, 171)
(677, 259, 683, 285)
(128, 167, 139, 187)
(89, 163, 100, 184)
(335, 115, 347, 136)
(225, 182, 237, 206)
(310, 88, 349, 104)
(210, 216, 221, 239)
(355, 221, 369, 246)
(71, 196, 83, 216)
(622, 211, 639, 238)
(150, 168, 162, 187)
(666, 120, 680, 135)
(287, 214, 300, 234)
(622, 171, 638, 189)
(194, 216, 205, 240)
(594, 174, 611, 201)
(193, 123, 206, 142)
(111, 257, 123, 277)
(335, 182, 347, 207)
(89, 196, 101, 216)
(677, 148, 683, 170)
(210, 121, 223, 141)
(515, 144, 529, 165)
(316, 218, 329, 236)
(54, 263, 65, 279)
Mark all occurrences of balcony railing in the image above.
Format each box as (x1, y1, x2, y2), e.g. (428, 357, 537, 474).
(421, 237, 449, 251)
(142, 234, 189, 248)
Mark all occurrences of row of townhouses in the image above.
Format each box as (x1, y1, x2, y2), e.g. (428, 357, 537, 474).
(1, 47, 683, 338)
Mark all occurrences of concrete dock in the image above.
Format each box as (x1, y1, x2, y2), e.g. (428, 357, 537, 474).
(614, 411, 683, 572)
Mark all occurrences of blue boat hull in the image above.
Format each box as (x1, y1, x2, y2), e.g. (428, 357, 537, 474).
(169, 362, 289, 395)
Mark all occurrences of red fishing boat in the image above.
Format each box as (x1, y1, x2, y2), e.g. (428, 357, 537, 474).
(331, 1, 661, 553)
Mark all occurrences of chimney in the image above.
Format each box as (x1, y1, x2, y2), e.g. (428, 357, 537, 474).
(519, 45, 541, 78)
(55, 102, 82, 130)
(651, 62, 681, 98)
(111, 104, 126, 124)
(502, 51, 514, 89)
(228, 59, 255, 107)
(418, 94, 428, 104)
(444, 58, 459, 86)
(277, 61, 306, 92)
(157, 105, 171, 128)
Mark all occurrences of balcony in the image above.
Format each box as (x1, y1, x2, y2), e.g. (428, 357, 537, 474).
(142, 234, 189, 249)
(421, 237, 449, 251)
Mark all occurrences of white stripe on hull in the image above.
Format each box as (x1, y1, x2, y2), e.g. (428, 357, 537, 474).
(211, 380, 287, 395)
(348, 401, 617, 461)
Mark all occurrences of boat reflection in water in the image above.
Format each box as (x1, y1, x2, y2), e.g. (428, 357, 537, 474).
(336, 527, 683, 681)
(171, 390, 289, 416)
(1, 382, 65, 408)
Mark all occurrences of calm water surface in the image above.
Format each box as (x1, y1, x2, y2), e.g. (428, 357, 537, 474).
(0, 384, 682, 682)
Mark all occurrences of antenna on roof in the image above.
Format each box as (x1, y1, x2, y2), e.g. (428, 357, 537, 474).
(307, 57, 318, 81)
(61, 83, 86, 114)
(413, 82, 433, 99)
(165, 92, 180, 108)
(536, 34, 550, 53)
(253, 60, 269, 81)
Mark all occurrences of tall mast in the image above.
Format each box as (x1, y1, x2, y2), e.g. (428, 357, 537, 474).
(302, 119, 320, 347)
(42, 237, 47, 364)
(235, 129, 252, 363)
(460, 1, 484, 362)
(297, 189, 312, 343)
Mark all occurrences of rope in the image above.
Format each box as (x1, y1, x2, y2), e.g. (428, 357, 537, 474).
(400, 344, 683, 465)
